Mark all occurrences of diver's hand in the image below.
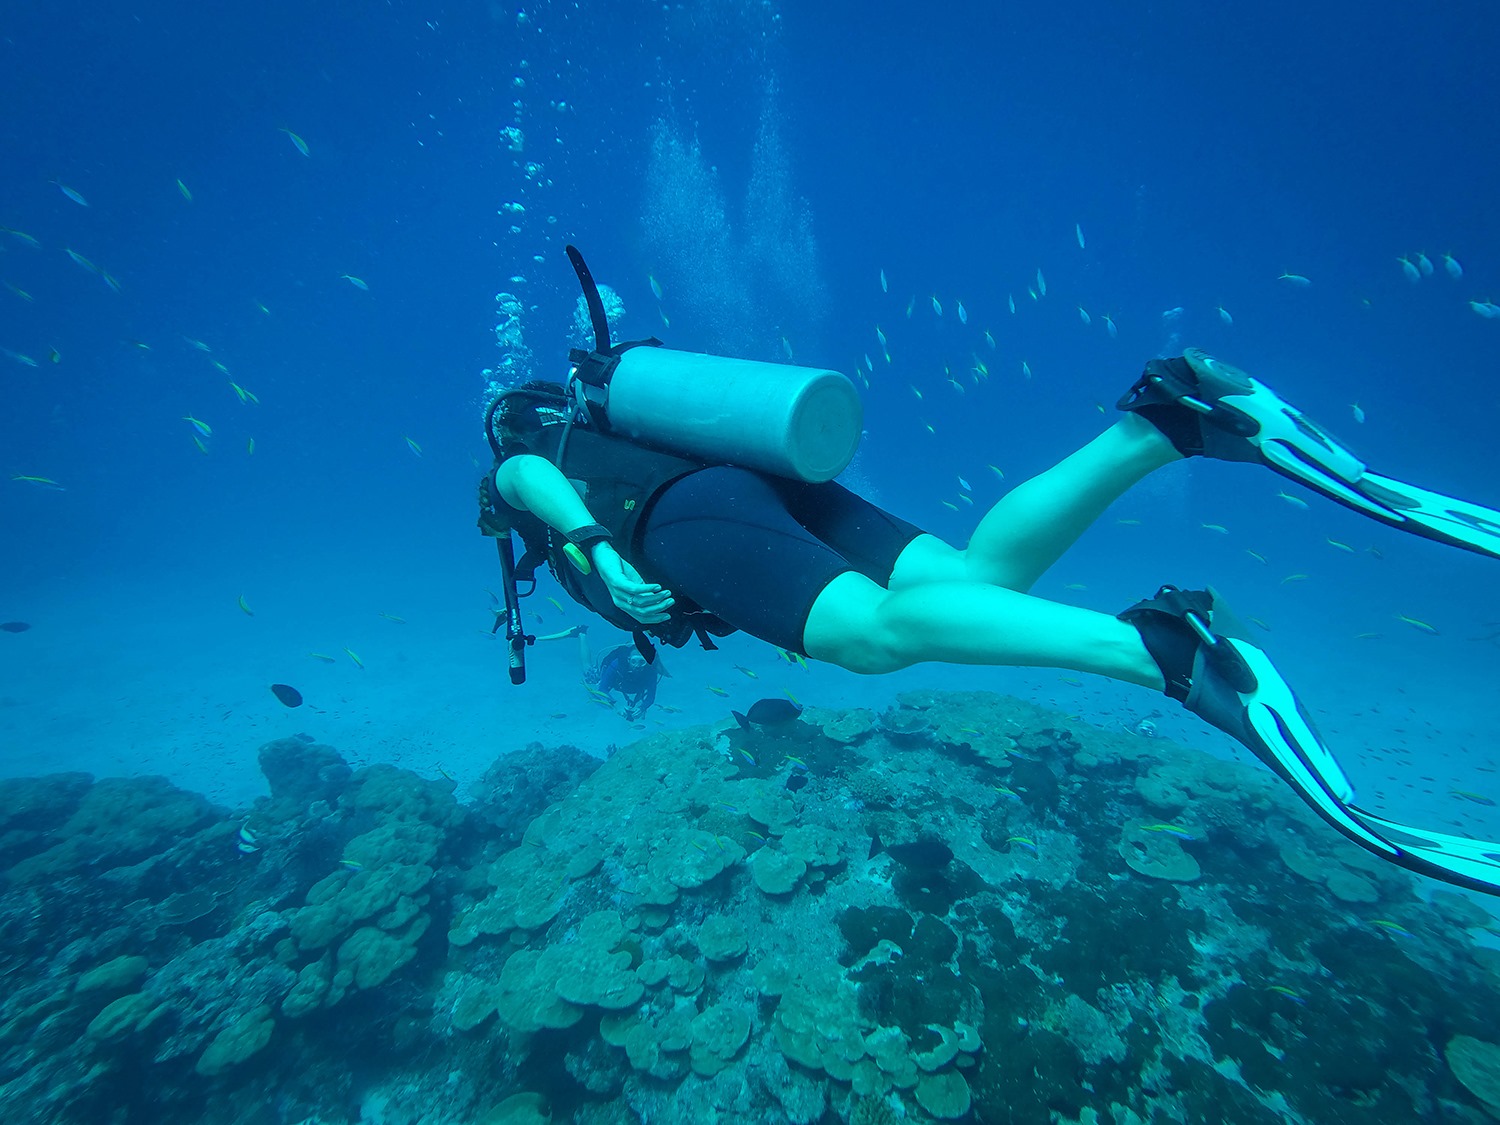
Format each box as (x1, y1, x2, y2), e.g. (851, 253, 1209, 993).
(592, 543, 674, 625)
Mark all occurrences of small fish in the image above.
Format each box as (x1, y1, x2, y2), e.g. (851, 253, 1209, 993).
(957, 301, 968, 325)
(1161, 306, 1184, 321)
(931, 295, 942, 316)
(378, 613, 405, 623)
(1218, 306, 1233, 326)
(1277, 490, 1309, 510)
(246, 437, 255, 455)
(1468, 300, 1498, 319)
(239, 825, 259, 845)
(649, 274, 663, 300)
(905, 296, 914, 318)
(309, 653, 337, 663)
(48, 348, 60, 364)
(1059, 676, 1082, 686)
(339, 859, 365, 873)
(1396, 614, 1438, 635)
(1443, 253, 1463, 279)
(4, 281, 33, 301)
(1139, 824, 1197, 841)
(176, 179, 193, 202)
(255, 301, 271, 315)
(994, 786, 1021, 801)
(405, 436, 422, 456)
(1006, 836, 1039, 853)
(3, 350, 38, 367)
(1281, 573, 1309, 584)
(784, 689, 801, 705)
(52, 181, 89, 207)
(1246, 549, 1268, 564)
(781, 337, 793, 360)
(280, 128, 310, 156)
(1102, 314, 1117, 339)
(988, 464, 1004, 480)
(941, 500, 958, 511)
(737, 749, 757, 766)
(10, 475, 63, 488)
(1278, 273, 1311, 286)
(879, 268, 888, 293)
(1266, 985, 1306, 1005)
(733, 664, 759, 679)
(1415, 252, 1434, 277)
(862, 354, 873, 371)
(1201, 522, 1229, 534)
(230, 382, 259, 405)
(344, 647, 365, 668)
(1035, 268, 1046, 296)
(184, 416, 212, 438)
(1369, 919, 1413, 938)
(193, 436, 209, 455)
(1248, 616, 1271, 631)
(957, 476, 971, 492)
(706, 685, 728, 697)
(1353, 632, 1383, 640)
(237, 595, 254, 616)
(1007, 294, 1016, 315)
(1021, 360, 1032, 379)
(340, 274, 368, 290)
(910, 385, 923, 400)
(1398, 256, 1421, 283)
(1, 226, 41, 247)
(270, 683, 303, 708)
(1078, 306, 1090, 325)
(875, 325, 887, 349)
(784, 756, 809, 771)
(185, 336, 212, 352)
(0, 622, 32, 632)
(1064, 583, 1086, 590)
(1327, 538, 1355, 553)
(1351, 402, 1365, 424)
(1116, 518, 1141, 526)
(746, 830, 767, 842)
(659, 308, 670, 328)
(64, 248, 100, 274)
(1075, 222, 1085, 249)
(716, 802, 740, 814)
(1451, 789, 1497, 807)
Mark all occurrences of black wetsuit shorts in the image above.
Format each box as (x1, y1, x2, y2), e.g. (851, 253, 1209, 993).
(636, 466, 924, 654)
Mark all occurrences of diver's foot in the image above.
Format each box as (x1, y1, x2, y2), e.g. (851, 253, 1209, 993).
(1120, 584, 1354, 804)
(1118, 349, 1500, 560)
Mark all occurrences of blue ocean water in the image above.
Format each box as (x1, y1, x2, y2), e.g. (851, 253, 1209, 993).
(4, 1, 1500, 1121)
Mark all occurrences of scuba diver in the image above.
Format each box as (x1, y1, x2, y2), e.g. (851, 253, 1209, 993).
(539, 625, 668, 721)
(478, 245, 1500, 897)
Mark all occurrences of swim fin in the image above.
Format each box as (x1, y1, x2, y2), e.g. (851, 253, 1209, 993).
(1121, 585, 1500, 896)
(1119, 349, 1500, 560)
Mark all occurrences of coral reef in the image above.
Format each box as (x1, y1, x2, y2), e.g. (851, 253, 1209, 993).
(1, 691, 1498, 1125)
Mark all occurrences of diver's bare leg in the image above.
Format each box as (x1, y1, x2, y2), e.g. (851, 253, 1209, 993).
(890, 414, 1180, 592)
(804, 571, 1164, 688)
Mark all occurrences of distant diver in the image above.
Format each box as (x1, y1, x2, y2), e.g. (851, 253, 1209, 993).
(478, 245, 1500, 897)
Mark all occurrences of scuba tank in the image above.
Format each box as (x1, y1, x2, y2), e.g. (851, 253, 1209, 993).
(601, 346, 862, 483)
(564, 246, 863, 483)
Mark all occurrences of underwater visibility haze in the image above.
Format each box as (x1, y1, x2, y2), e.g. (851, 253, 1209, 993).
(3, 0, 1500, 1122)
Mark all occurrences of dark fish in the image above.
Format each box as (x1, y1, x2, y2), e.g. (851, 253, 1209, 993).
(0, 621, 31, 633)
(733, 698, 803, 727)
(293, 732, 316, 744)
(270, 683, 303, 708)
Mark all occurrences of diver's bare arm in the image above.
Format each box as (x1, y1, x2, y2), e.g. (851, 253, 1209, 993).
(495, 455, 598, 535)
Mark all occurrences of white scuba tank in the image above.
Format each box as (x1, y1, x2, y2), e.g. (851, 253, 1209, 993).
(597, 347, 863, 483)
